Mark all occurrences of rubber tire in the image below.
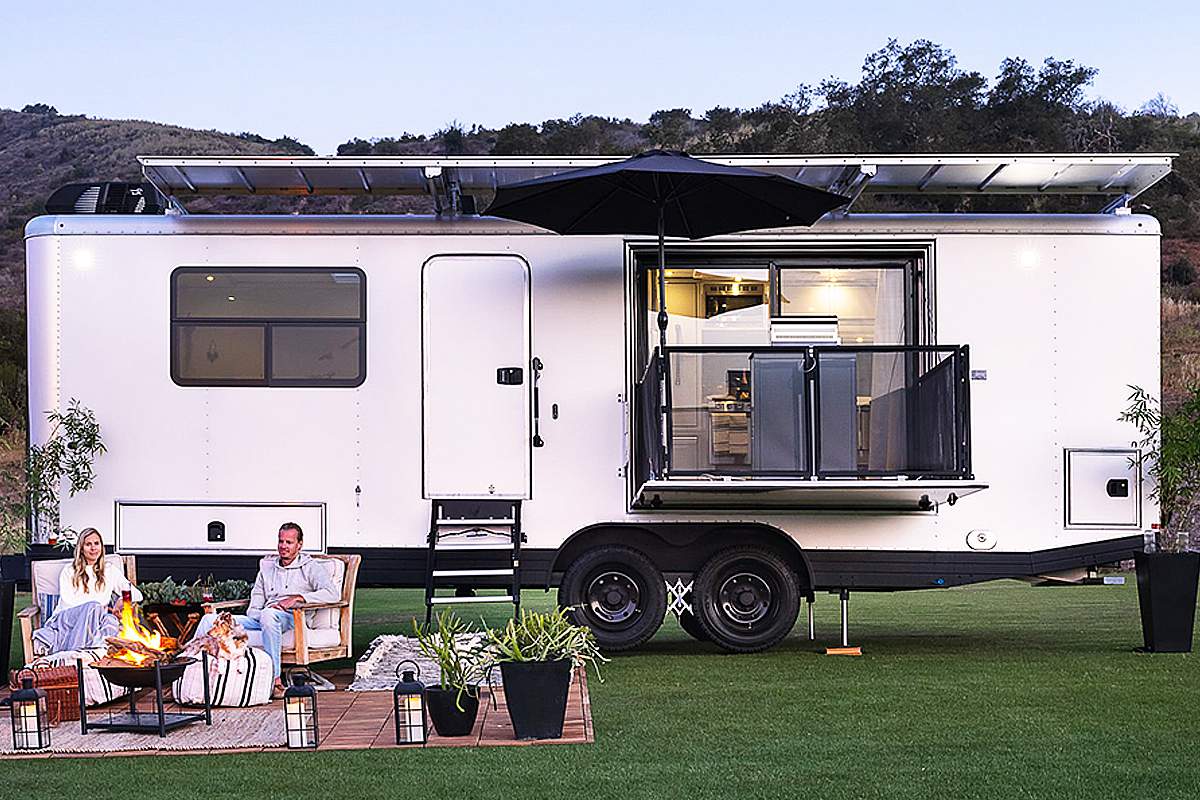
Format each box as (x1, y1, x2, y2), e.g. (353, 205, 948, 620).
(558, 546, 666, 651)
(677, 607, 710, 642)
(693, 546, 800, 653)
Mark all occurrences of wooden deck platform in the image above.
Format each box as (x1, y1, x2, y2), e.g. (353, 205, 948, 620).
(1, 666, 593, 758)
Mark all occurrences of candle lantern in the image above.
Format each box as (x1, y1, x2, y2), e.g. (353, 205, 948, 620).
(10, 675, 51, 751)
(283, 672, 320, 749)
(393, 660, 426, 745)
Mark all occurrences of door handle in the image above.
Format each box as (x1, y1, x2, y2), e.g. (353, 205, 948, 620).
(531, 357, 544, 447)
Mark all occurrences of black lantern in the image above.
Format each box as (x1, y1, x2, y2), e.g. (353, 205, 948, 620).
(393, 660, 426, 745)
(283, 672, 319, 749)
(10, 675, 50, 751)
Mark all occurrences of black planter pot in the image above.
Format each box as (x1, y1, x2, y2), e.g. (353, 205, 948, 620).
(1135, 552, 1200, 653)
(425, 685, 481, 737)
(0, 553, 28, 583)
(500, 659, 573, 740)
(0, 579, 14, 678)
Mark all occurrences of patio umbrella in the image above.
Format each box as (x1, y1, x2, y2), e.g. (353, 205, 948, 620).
(485, 150, 850, 354)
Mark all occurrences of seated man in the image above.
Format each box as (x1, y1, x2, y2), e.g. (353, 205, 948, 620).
(193, 522, 337, 697)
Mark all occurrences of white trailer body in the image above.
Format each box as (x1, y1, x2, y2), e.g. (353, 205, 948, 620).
(23, 154, 1169, 651)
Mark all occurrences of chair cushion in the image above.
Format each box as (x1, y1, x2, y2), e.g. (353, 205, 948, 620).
(33, 556, 129, 608)
(308, 558, 346, 630)
(245, 626, 342, 651)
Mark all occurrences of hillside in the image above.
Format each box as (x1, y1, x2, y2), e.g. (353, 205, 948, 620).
(2, 36, 1200, 419)
(0, 107, 443, 307)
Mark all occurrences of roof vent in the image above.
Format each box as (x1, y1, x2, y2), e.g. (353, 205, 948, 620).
(45, 182, 166, 215)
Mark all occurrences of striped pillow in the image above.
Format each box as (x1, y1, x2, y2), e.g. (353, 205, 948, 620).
(171, 647, 274, 707)
(38, 594, 59, 623)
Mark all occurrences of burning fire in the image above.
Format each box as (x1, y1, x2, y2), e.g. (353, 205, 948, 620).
(111, 596, 165, 666)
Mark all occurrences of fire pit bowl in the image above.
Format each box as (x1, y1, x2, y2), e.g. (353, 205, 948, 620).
(92, 656, 196, 689)
(78, 654, 212, 738)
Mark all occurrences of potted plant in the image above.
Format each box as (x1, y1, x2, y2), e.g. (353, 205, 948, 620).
(486, 606, 604, 740)
(414, 610, 489, 737)
(1121, 386, 1200, 652)
(141, 576, 252, 641)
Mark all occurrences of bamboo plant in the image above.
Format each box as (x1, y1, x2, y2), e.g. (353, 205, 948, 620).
(1120, 384, 1200, 552)
(484, 606, 606, 677)
(414, 610, 492, 710)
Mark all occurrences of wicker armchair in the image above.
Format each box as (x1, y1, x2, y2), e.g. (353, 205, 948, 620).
(18, 555, 139, 665)
(203, 554, 361, 676)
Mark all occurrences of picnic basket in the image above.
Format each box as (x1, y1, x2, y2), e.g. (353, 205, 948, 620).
(8, 663, 81, 723)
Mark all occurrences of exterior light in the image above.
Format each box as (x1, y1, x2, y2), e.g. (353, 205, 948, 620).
(283, 672, 319, 749)
(205, 275, 215, 282)
(227, 295, 236, 302)
(10, 675, 50, 751)
(393, 660, 427, 745)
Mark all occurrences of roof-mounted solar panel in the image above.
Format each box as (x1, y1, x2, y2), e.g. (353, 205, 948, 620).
(134, 154, 1174, 215)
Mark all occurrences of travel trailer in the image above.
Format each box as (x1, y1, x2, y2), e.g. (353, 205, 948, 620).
(24, 154, 1172, 652)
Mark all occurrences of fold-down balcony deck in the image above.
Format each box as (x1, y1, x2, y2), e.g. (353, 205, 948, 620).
(633, 345, 986, 510)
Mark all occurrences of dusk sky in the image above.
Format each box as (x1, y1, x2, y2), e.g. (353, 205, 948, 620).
(3, 1, 1196, 155)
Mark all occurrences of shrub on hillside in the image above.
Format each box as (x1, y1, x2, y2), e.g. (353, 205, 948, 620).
(1165, 256, 1197, 286)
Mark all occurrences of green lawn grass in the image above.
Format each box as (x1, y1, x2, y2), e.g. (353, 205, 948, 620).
(6, 579, 1199, 799)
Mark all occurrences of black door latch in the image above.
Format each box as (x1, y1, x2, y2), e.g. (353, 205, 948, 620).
(496, 367, 524, 385)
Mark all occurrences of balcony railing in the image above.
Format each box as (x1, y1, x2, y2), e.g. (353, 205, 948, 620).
(642, 344, 972, 481)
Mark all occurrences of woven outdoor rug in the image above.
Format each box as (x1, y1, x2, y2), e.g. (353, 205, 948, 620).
(0, 707, 285, 755)
(348, 634, 495, 691)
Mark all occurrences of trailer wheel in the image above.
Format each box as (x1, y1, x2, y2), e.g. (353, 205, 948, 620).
(676, 606, 710, 642)
(558, 546, 666, 651)
(694, 546, 800, 653)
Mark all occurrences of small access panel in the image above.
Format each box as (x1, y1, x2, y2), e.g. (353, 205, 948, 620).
(1065, 448, 1141, 528)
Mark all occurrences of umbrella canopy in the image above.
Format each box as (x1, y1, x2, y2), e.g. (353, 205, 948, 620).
(485, 149, 850, 238)
(486, 150, 850, 359)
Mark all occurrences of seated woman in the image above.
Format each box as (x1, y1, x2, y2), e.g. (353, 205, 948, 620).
(32, 527, 142, 655)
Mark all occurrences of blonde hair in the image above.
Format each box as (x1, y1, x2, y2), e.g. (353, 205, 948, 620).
(71, 528, 105, 593)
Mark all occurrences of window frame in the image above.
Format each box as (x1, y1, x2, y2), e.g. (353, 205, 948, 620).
(170, 266, 367, 388)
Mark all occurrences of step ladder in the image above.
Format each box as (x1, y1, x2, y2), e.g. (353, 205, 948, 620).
(424, 498, 524, 625)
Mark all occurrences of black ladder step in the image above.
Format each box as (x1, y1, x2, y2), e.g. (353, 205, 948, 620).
(431, 568, 515, 577)
(429, 595, 516, 605)
(426, 498, 523, 626)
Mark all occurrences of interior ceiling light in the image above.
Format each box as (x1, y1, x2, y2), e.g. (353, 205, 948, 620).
(227, 295, 236, 302)
(205, 275, 215, 282)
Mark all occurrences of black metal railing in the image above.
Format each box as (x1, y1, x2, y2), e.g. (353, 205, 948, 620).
(643, 344, 971, 481)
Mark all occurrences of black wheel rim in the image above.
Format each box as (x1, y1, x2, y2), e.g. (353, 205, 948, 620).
(586, 570, 641, 627)
(718, 571, 773, 627)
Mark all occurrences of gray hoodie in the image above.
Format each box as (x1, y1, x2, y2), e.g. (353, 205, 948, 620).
(247, 552, 339, 624)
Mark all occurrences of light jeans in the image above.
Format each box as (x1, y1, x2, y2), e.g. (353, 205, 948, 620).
(194, 608, 294, 679)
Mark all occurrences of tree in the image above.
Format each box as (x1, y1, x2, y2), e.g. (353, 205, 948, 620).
(699, 106, 745, 153)
(819, 39, 985, 152)
(645, 108, 695, 150)
(491, 123, 543, 155)
(1165, 256, 1197, 286)
(21, 103, 57, 116)
(983, 57, 1097, 150)
(437, 123, 468, 155)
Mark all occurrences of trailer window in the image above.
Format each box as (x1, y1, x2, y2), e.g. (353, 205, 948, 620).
(170, 268, 366, 387)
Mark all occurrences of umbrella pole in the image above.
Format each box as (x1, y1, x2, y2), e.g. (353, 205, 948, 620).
(656, 204, 669, 476)
(657, 205, 668, 354)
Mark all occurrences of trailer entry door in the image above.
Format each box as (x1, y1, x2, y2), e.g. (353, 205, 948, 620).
(422, 255, 531, 499)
